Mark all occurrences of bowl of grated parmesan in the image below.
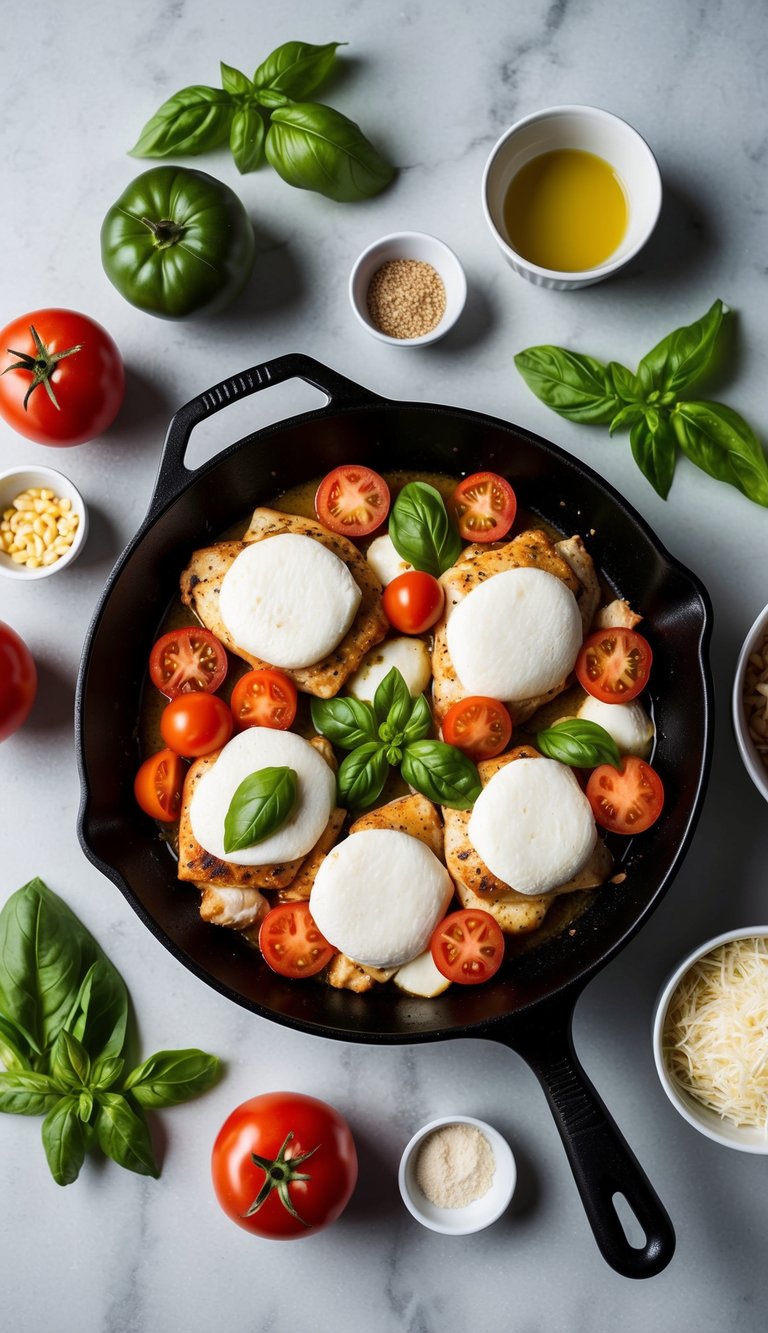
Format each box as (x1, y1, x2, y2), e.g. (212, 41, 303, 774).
(653, 928, 768, 1152)
(733, 601, 768, 806)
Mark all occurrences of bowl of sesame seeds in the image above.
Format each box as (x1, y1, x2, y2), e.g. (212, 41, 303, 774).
(732, 600, 768, 805)
(0, 464, 87, 580)
(349, 231, 467, 346)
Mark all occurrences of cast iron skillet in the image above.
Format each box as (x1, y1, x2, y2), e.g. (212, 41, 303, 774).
(76, 354, 712, 1279)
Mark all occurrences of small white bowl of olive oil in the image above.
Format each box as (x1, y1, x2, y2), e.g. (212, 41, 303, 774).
(482, 104, 662, 290)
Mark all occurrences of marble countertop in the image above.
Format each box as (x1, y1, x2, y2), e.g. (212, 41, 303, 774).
(2, 1, 767, 1329)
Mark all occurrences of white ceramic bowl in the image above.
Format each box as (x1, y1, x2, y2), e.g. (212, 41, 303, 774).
(349, 231, 467, 346)
(398, 1114, 516, 1234)
(482, 104, 662, 290)
(0, 465, 88, 580)
(652, 926, 768, 1153)
(732, 601, 768, 805)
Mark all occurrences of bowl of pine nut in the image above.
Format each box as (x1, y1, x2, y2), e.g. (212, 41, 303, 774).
(0, 465, 87, 580)
(733, 602, 768, 805)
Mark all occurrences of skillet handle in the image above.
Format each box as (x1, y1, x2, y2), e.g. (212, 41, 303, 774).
(147, 353, 383, 519)
(493, 995, 675, 1279)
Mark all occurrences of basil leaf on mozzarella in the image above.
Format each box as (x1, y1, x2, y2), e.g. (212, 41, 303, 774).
(223, 766, 298, 854)
(536, 718, 622, 770)
(388, 481, 462, 578)
(373, 665, 413, 731)
(400, 740, 481, 810)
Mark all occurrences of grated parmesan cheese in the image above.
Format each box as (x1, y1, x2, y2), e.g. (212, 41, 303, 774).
(662, 937, 768, 1133)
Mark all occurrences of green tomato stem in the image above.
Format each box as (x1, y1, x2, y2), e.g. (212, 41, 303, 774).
(140, 216, 187, 249)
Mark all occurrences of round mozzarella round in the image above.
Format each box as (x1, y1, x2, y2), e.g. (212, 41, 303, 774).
(468, 757, 597, 895)
(189, 728, 335, 866)
(366, 533, 413, 586)
(446, 567, 582, 700)
(219, 533, 362, 669)
(309, 829, 454, 968)
(577, 694, 655, 758)
(346, 636, 432, 704)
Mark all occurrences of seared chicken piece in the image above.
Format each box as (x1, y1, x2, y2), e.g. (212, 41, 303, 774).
(198, 884, 270, 932)
(556, 535, 601, 632)
(325, 954, 394, 993)
(180, 508, 387, 698)
(348, 792, 445, 861)
(593, 598, 642, 630)
(278, 808, 347, 902)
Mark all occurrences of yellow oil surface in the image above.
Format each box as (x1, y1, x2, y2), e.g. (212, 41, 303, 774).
(502, 148, 628, 272)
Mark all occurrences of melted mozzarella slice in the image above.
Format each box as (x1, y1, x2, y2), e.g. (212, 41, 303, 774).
(446, 567, 582, 700)
(577, 694, 654, 758)
(468, 757, 596, 895)
(189, 728, 335, 866)
(309, 829, 454, 968)
(219, 533, 362, 669)
(346, 636, 431, 703)
(366, 533, 413, 586)
(394, 950, 451, 997)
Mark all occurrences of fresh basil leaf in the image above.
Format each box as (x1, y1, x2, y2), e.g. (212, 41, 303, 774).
(0, 1012, 33, 1071)
(514, 347, 619, 424)
(223, 767, 297, 854)
(90, 1056, 125, 1092)
(95, 1093, 159, 1178)
(609, 361, 643, 403)
(68, 957, 128, 1065)
(403, 694, 433, 744)
(672, 401, 768, 507)
(253, 40, 343, 99)
(638, 299, 725, 398)
(310, 696, 378, 750)
(129, 86, 236, 158)
(373, 667, 413, 731)
(265, 102, 395, 201)
(337, 743, 390, 809)
(0, 1070, 65, 1116)
(78, 1090, 94, 1123)
(230, 103, 266, 174)
(536, 719, 622, 770)
(220, 61, 252, 96)
(51, 1030, 91, 1090)
(253, 88, 290, 110)
(388, 482, 462, 579)
(124, 1049, 221, 1109)
(400, 741, 481, 810)
(629, 411, 678, 499)
(42, 1097, 86, 1186)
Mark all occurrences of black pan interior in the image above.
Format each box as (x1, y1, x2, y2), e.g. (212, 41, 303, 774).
(77, 395, 712, 1042)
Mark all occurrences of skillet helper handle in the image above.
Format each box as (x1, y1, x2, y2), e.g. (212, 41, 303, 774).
(507, 998, 675, 1279)
(148, 353, 383, 520)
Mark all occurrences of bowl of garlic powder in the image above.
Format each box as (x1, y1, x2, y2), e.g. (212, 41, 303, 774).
(0, 465, 87, 581)
(398, 1114, 516, 1234)
(349, 231, 467, 347)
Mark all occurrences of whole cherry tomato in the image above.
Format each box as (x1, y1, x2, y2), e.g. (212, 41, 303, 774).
(0, 622, 37, 741)
(160, 692, 233, 757)
(382, 571, 444, 634)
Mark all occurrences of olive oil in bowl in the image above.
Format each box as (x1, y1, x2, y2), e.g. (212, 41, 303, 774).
(502, 148, 628, 272)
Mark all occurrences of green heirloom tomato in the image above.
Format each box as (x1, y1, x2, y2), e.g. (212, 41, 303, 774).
(100, 166, 255, 319)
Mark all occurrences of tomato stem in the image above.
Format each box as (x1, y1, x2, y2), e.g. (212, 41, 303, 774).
(140, 216, 187, 249)
(244, 1130, 320, 1225)
(2, 325, 83, 411)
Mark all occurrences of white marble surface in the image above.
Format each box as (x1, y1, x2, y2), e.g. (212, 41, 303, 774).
(1, 1, 767, 1329)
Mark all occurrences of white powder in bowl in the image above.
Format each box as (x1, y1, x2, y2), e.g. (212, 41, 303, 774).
(415, 1123, 496, 1208)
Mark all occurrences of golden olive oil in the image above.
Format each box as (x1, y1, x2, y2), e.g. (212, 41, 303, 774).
(503, 148, 628, 272)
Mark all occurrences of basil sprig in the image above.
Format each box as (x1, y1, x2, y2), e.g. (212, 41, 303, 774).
(129, 40, 395, 201)
(515, 299, 768, 507)
(223, 766, 297, 854)
(536, 719, 621, 770)
(388, 482, 462, 578)
(311, 667, 481, 810)
(0, 878, 221, 1186)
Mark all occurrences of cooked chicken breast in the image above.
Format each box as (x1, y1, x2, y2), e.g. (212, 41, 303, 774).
(180, 507, 388, 698)
(556, 535, 602, 631)
(348, 791, 445, 860)
(198, 884, 270, 932)
(593, 598, 643, 629)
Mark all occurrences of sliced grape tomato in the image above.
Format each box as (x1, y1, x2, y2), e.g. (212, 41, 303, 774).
(441, 695, 512, 760)
(258, 902, 335, 979)
(586, 755, 664, 835)
(149, 626, 227, 698)
(575, 628, 652, 704)
(449, 471, 517, 543)
(315, 465, 390, 538)
(134, 747, 185, 823)
(429, 909, 505, 985)
(230, 668, 298, 731)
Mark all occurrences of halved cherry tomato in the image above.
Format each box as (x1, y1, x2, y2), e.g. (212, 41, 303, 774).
(575, 628, 653, 704)
(430, 909, 505, 985)
(230, 668, 298, 731)
(441, 695, 512, 760)
(314, 465, 390, 538)
(586, 756, 664, 835)
(149, 627, 228, 698)
(134, 748, 185, 822)
(160, 692, 234, 757)
(449, 471, 517, 542)
(382, 571, 444, 634)
(258, 903, 335, 979)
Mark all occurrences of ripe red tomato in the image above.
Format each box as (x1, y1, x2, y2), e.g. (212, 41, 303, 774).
(211, 1092, 358, 1239)
(314, 465, 390, 537)
(449, 471, 517, 542)
(0, 309, 124, 446)
(586, 756, 665, 835)
(0, 621, 37, 742)
(160, 692, 233, 757)
(575, 628, 653, 704)
(149, 627, 227, 698)
(258, 903, 335, 978)
(382, 571, 444, 634)
(134, 748, 186, 822)
(231, 668, 298, 731)
(441, 695, 512, 760)
(430, 909, 505, 984)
